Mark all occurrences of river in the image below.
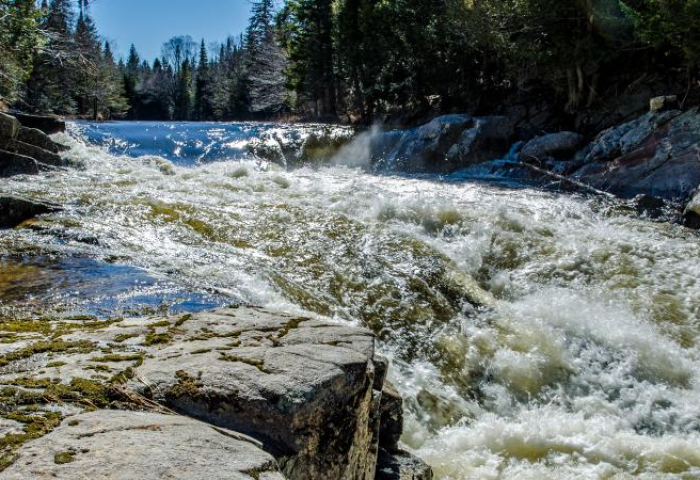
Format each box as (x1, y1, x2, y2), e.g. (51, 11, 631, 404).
(1, 121, 699, 479)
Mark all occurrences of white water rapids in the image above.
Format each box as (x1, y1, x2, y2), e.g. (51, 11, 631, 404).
(1, 122, 700, 479)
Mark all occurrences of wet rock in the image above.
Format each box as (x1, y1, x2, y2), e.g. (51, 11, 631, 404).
(12, 112, 66, 135)
(17, 126, 69, 154)
(376, 449, 433, 480)
(1, 410, 285, 480)
(0, 195, 61, 228)
(574, 109, 700, 200)
(1, 139, 66, 167)
(683, 190, 700, 229)
(444, 116, 514, 169)
(0, 112, 20, 140)
(129, 307, 380, 480)
(379, 382, 403, 452)
(370, 130, 404, 159)
(520, 131, 585, 161)
(384, 114, 473, 172)
(0, 150, 39, 178)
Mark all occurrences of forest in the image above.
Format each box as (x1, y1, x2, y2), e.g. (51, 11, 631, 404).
(1, 0, 699, 124)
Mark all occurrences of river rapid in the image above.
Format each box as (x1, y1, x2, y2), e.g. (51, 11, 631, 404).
(1, 121, 700, 479)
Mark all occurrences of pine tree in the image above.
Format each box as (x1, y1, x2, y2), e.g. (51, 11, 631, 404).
(194, 39, 213, 120)
(245, 0, 288, 114)
(0, 0, 43, 105)
(174, 59, 193, 120)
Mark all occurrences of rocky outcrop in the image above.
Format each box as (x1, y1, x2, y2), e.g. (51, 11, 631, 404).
(0, 307, 432, 480)
(382, 114, 473, 172)
(10, 112, 66, 135)
(129, 307, 381, 480)
(0, 195, 61, 228)
(444, 116, 514, 169)
(520, 131, 585, 161)
(375, 382, 432, 480)
(0, 151, 39, 178)
(0, 112, 69, 174)
(0, 113, 20, 140)
(573, 109, 700, 201)
(17, 126, 69, 154)
(1, 411, 285, 480)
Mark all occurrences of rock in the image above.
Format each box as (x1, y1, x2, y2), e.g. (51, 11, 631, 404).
(0, 112, 20, 140)
(376, 449, 433, 480)
(0, 139, 67, 167)
(0, 195, 61, 228)
(520, 131, 585, 161)
(129, 307, 380, 480)
(370, 130, 404, 165)
(1, 410, 285, 480)
(650, 95, 678, 112)
(12, 112, 66, 135)
(17, 126, 69, 154)
(444, 116, 514, 169)
(383, 114, 473, 172)
(684, 190, 700, 229)
(574, 109, 700, 200)
(379, 383, 403, 453)
(0, 150, 40, 178)
(575, 110, 681, 164)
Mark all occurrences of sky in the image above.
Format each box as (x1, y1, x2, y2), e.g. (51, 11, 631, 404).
(90, 0, 252, 61)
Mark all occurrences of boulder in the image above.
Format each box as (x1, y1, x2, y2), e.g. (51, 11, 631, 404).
(520, 131, 585, 161)
(684, 190, 700, 229)
(1, 410, 285, 480)
(0, 195, 61, 228)
(575, 110, 681, 164)
(17, 126, 69, 154)
(0, 112, 20, 140)
(0, 150, 40, 178)
(383, 114, 473, 172)
(1, 139, 67, 167)
(12, 112, 66, 135)
(376, 449, 433, 480)
(444, 116, 515, 169)
(574, 109, 700, 200)
(129, 307, 382, 480)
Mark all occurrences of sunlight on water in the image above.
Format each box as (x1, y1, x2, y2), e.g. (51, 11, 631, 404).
(1, 122, 699, 479)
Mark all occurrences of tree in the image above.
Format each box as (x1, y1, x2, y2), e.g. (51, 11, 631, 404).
(0, 0, 43, 105)
(161, 35, 197, 73)
(194, 39, 213, 120)
(245, 0, 288, 114)
(174, 58, 193, 120)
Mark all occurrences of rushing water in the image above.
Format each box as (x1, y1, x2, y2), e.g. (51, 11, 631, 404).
(2, 121, 700, 479)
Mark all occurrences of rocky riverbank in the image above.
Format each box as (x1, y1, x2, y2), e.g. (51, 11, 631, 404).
(0, 307, 431, 479)
(367, 97, 700, 229)
(0, 112, 67, 228)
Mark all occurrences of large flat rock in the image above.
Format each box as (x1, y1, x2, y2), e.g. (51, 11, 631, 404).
(0, 410, 285, 480)
(130, 306, 379, 480)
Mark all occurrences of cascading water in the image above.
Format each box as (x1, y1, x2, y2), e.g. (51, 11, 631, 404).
(1, 121, 699, 479)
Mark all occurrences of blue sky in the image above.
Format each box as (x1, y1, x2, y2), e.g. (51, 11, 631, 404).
(90, 0, 252, 61)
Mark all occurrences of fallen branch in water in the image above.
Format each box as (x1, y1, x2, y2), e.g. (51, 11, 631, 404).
(517, 157, 616, 199)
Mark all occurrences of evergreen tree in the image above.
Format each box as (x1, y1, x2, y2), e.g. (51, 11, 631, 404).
(194, 39, 213, 120)
(245, 0, 288, 114)
(0, 0, 43, 106)
(174, 59, 193, 120)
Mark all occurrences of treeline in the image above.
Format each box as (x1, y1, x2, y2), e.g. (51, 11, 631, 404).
(2, 0, 700, 123)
